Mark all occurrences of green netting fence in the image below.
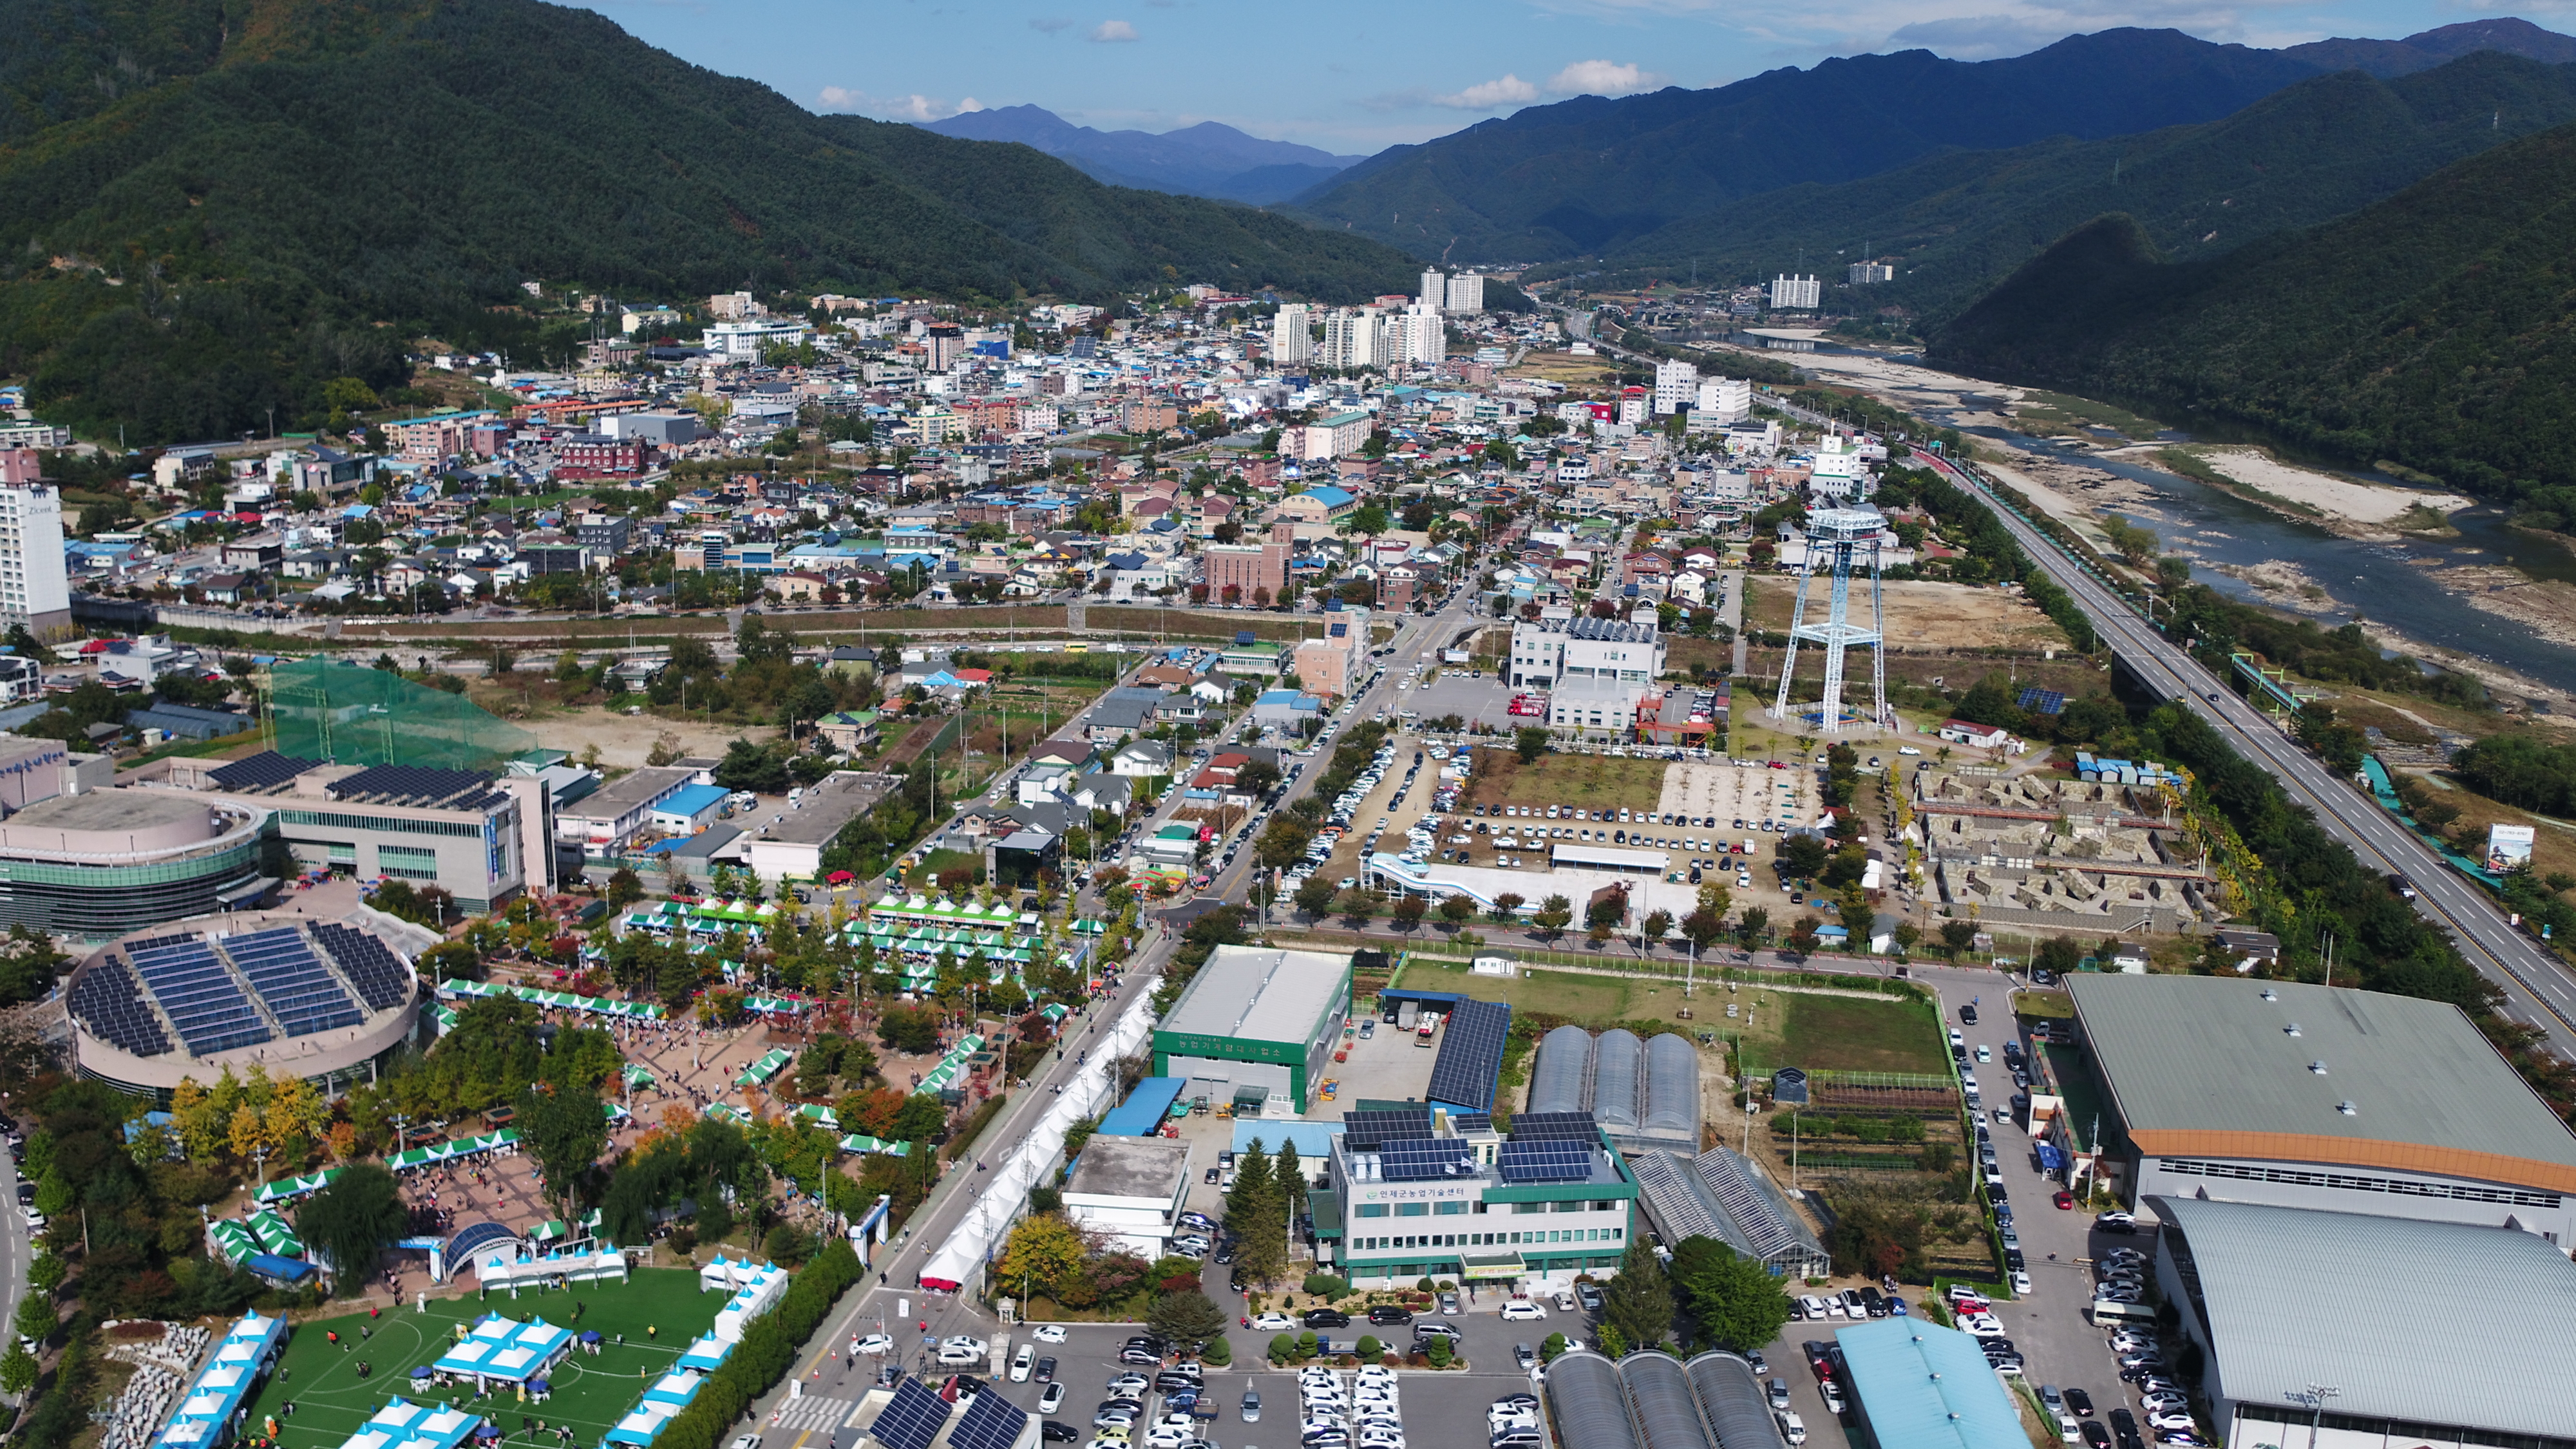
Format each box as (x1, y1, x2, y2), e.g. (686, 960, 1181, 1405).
(263, 659, 536, 771)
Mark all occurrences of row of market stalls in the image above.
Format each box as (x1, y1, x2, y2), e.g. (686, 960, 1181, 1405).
(438, 979, 667, 1021)
(605, 1338, 735, 1449)
(429, 1316, 574, 1392)
(207, 1210, 315, 1289)
(618, 898, 784, 940)
(473, 1240, 629, 1292)
(151, 1311, 287, 1449)
(699, 1257, 792, 1342)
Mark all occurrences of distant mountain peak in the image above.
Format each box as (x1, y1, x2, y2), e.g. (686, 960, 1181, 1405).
(920, 104, 1362, 204)
(2283, 15, 2576, 76)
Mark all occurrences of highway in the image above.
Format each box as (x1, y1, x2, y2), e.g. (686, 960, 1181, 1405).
(1916, 449, 2576, 1054)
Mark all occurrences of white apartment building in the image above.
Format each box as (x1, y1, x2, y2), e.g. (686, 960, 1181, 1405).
(1271, 303, 1312, 365)
(1323, 309, 1381, 370)
(1694, 377, 1752, 426)
(1445, 272, 1484, 314)
(1420, 269, 1446, 310)
(1653, 359, 1698, 415)
(1399, 305, 1445, 367)
(1505, 611, 1665, 691)
(1769, 274, 1821, 309)
(0, 481, 72, 636)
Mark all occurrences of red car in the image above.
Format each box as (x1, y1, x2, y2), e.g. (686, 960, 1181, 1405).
(2054, 1189, 2076, 1209)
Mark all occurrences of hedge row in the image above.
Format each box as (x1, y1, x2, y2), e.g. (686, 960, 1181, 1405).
(651, 1240, 865, 1449)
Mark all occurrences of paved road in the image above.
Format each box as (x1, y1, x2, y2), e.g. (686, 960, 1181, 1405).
(738, 929, 1182, 1449)
(1915, 449, 2576, 1054)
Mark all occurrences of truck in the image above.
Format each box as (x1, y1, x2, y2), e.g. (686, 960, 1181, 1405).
(1396, 1001, 1419, 1030)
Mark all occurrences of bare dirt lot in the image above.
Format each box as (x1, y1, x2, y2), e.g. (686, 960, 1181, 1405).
(1747, 575, 2071, 652)
(1656, 761, 1813, 831)
(527, 706, 777, 769)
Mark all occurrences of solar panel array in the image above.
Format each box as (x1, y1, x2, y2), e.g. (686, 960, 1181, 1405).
(207, 752, 322, 791)
(1450, 1112, 1493, 1134)
(1378, 1137, 1478, 1182)
(1425, 998, 1511, 1112)
(871, 1379, 954, 1449)
(1508, 1112, 1600, 1142)
(949, 1388, 1028, 1449)
(128, 935, 271, 1056)
(1694, 1149, 1806, 1258)
(1340, 1108, 1431, 1150)
(70, 957, 171, 1057)
(2017, 687, 2067, 715)
(1498, 1137, 1593, 1184)
(328, 764, 499, 809)
(312, 923, 415, 1010)
(226, 927, 365, 1036)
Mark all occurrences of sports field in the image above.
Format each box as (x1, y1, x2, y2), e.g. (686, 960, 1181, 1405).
(236, 1269, 723, 1449)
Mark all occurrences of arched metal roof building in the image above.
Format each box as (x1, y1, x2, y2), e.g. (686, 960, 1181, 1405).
(1531, 1024, 1596, 1116)
(1592, 1028, 1643, 1132)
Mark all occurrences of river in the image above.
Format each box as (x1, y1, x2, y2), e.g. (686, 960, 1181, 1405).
(1727, 333, 2576, 699)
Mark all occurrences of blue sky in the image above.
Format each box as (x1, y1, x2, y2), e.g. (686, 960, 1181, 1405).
(579, 1, 2552, 153)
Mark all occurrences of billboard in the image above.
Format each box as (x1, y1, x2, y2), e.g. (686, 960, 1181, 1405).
(2488, 823, 2537, 875)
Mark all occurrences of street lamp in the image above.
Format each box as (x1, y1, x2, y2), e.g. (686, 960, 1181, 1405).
(2286, 1386, 2339, 1449)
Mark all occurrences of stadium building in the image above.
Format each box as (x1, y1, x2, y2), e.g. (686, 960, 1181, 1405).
(0, 789, 272, 939)
(66, 907, 435, 1097)
(2065, 974, 2576, 1243)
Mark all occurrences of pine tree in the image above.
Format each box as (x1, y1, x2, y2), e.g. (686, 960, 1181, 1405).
(1227, 1142, 1274, 1224)
(1274, 1141, 1307, 1215)
(1600, 1237, 1676, 1351)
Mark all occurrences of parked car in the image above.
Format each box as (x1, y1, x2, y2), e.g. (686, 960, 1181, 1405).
(1500, 1300, 1546, 1321)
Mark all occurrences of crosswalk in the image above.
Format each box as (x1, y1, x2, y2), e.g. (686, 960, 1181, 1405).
(770, 1393, 862, 1434)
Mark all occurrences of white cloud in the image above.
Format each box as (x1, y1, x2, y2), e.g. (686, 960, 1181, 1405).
(1088, 19, 1140, 42)
(1546, 59, 1665, 94)
(815, 87, 970, 122)
(1432, 73, 1541, 108)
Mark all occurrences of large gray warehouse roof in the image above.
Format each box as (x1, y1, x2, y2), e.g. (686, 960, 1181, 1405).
(2153, 1195, 2576, 1439)
(1159, 945, 1349, 1045)
(2069, 974, 2576, 1192)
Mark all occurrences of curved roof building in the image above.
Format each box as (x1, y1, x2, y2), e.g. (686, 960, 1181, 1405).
(1531, 1024, 1596, 1117)
(67, 907, 433, 1098)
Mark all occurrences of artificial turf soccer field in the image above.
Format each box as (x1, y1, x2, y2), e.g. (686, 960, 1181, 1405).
(235, 1269, 726, 1449)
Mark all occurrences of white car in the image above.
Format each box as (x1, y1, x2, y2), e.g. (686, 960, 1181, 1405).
(1500, 1300, 1546, 1321)
(853, 1334, 893, 1356)
(1031, 1323, 1068, 1343)
(2009, 1270, 2032, 1296)
(2146, 1412, 2197, 1433)
(1012, 1345, 1036, 1382)
(1041, 1385, 1068, 1415)
(1959, 1315, 2008, 1339)
(1253, 1312, 1297, 1332)
(937, 1343, 987, 1367)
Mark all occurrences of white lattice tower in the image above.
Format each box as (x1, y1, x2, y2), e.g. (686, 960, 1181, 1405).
(1769, 507, 1887, 737)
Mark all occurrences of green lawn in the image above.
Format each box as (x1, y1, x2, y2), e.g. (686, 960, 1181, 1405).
(1390, 956, 1645, 1024)
(237, 1269, 721, 1449)
(1466, 753, 1670, 814)
(1779, 992, 1947, 1075)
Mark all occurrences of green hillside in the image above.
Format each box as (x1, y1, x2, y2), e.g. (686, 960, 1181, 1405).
(0, 0, 1416, 443)
(1927, 121, 2576, 502)
(1597, 52, 2576, 327)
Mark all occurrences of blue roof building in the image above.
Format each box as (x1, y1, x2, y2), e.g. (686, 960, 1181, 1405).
(650, 783, 730, 833)
(1100, 1077, 1186, 1135)
(1833, 1319, 2023, 1449)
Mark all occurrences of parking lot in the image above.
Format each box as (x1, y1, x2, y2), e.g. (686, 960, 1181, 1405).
(1653, 761, 1813, 830)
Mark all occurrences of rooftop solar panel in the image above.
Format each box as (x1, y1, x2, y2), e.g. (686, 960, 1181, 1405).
(1450, 1112, 1494, 1135)
(1377, 1137, 1478, 1182)
(949, 1389, 1028, 1449)
(207, 752, 324, 791)
(1425, 999, 1511, 1112)
(1508, 1112, 1600, 1142)
(2016, 688, 2066, 715)
(871, 1379, 952, 1449)
(71, 958, 171, 1057)
(328, 764, 499, 809)
(1498, 1139, 1594, 1184)
(224, 927, 364, 1036)
(1340, 1108, 1432, 1150)
(312, 923, 415, 1011)
(129, 936, 271, 1056)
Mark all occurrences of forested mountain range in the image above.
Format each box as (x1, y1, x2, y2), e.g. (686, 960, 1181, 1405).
(1602, 52, 2576, 329)
(1926, 122, 2576, 499)
(0, 0, 1418, 444)
(1290, 21, 2576, 264)
(920, 106, 1363, 205)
